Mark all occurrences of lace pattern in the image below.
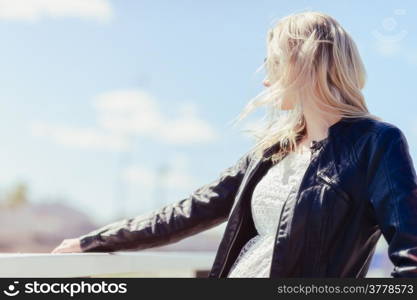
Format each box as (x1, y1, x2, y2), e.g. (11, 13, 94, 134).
(227, 150, 312, 278)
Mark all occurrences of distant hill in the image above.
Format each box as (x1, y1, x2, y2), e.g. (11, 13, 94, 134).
(0, 202, 226, 253)
(0, 202, 97, 252)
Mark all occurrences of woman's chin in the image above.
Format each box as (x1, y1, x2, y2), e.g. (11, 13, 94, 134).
(279, 99, 295, 111)
(280, 104, 294, 111)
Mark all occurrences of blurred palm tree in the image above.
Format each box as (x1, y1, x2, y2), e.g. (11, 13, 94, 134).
(1, 182, 29, 209)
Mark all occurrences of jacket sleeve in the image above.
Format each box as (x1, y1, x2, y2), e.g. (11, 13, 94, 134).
(78, 150, 253, 252)
(367, 125, 417, 277)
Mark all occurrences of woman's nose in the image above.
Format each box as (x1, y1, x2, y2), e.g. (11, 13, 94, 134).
(263, 79, 271, 87)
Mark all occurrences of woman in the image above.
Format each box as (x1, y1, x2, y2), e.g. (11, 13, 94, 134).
(52, 11, 417, 278)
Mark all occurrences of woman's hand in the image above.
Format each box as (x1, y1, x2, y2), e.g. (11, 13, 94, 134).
(51, 238, 82, 253)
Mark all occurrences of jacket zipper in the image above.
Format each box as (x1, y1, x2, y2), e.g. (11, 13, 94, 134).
(268, 186, 292, 276)
(268, 146, 322, 277)
(316, 173, 350, 204)
(217, 157, 265, 277)
(314, 173, 350, 275)
(219, 210, 244, 277)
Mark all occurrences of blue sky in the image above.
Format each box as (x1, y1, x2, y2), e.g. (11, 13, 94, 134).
(0, 0, 416, 224)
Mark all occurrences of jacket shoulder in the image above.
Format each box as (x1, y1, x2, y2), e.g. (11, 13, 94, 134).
(349, 117, 405, 140)
(339, 117, 407, 163)
(350, 118, 410, 162)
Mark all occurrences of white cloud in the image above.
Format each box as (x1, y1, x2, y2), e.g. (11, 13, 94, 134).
(373, 40, 403, 57)
(32, 89, 218, 151)
(0, 0, 112, 22)
(95, 90, 166, 135)
(122, 154, 197, 190)
(94, 90, 218, 144)
(31, 122, 130, 151)
(373, 40, 417, 67)
(406, 51, 417, 66)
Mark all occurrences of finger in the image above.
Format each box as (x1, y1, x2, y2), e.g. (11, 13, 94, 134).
(52, 246, 66, 253)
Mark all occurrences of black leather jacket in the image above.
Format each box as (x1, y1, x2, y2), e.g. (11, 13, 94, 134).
(78, 117, 417, 278)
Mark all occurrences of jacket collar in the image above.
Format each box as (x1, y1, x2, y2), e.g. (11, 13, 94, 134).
(262, 116, 354, 159)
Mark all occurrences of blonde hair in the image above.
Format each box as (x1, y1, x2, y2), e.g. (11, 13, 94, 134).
(232, 11, 380, 163)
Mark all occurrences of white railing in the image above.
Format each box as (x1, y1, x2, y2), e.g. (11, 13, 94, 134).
(0, 252, 215, 278)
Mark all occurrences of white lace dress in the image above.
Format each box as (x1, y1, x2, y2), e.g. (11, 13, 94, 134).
(227, 150, 312, 278)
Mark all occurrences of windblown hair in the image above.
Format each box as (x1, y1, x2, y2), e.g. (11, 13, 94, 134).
(232, 11, 380, 163)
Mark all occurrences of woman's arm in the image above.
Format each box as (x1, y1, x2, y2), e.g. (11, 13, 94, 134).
(76, 149, 253, 252)
(367, 125, 417, 277)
